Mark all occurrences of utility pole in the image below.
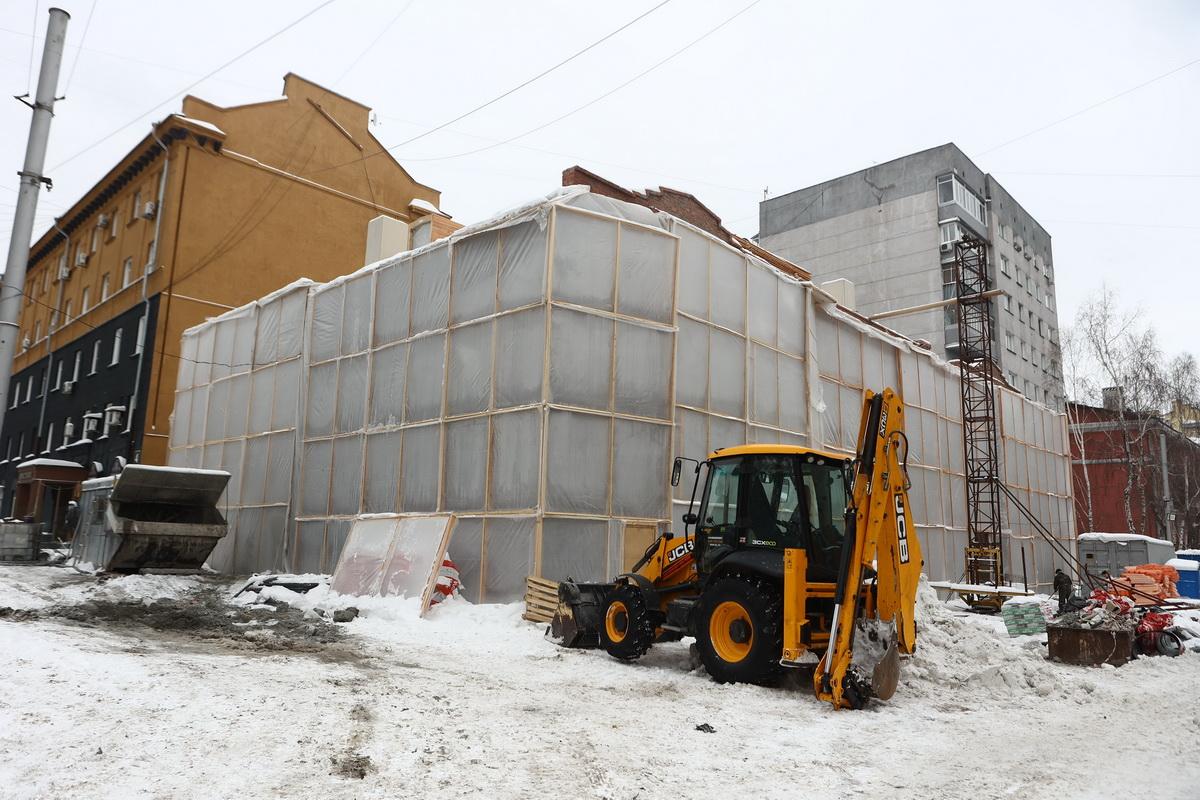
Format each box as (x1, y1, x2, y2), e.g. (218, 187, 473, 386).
(0, 7, 70, 438)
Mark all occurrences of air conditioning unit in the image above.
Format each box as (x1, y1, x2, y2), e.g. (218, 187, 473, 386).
(74, 251, 88, 268)
(82, 412, 101, 436)
(62, 380, 74, 396)
(97, 213, 111, 229)
(939, 241, 953, 253)
(141, 201, 157, 220)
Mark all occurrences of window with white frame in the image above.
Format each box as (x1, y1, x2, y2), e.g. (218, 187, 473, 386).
(936, 174, 987, 225)
(1004, 332, 1016, 353)
(90, 227, 100, 254)
(63, 300, 72, 323)
(1002, 294, 1012, 313)
(54, 361, 63, 391)
(33, 320, 42, 342)
(17, 432, 24, 457)
(1000, 254, 1011, 276)
(1015, 269, 1024, 287)
(107, 208, 119, 239)
(101, 274, 111, 302)
(72, 351, 81, 382)
(43, 423, 53, 454)
(1021, 339, 1029, 360)
(939, 220, 962, 245)
(111, 328, 123, 366)
(130, 190, 141, 222)
(8, 387, 16, 409)
(1007, 371, 1019, 387)
(24, 376, 32, 403)
(122, 258, 134, 288)
(91, 339, 102, 375)
(81, 287, 90, 313)
(135, 316, 146, 355)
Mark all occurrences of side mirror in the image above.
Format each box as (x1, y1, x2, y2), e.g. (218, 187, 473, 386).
(671, 457, 683, 487)
(682, 512, 698, 527)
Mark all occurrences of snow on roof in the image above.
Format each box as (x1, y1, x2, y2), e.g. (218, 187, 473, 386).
(122, 465, 230, 478)
(175, 115, 226, 136)
(81, 477, 116, 491)
(408, 197, 442, 215)
(1167, 558, 1199, 572)
(1078, 532, 1174, 546)
(17, 457, 84, 470)
(1177, 549, 1200, 556)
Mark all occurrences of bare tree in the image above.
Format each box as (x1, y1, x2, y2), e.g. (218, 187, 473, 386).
(1073, 288, 1168, 533)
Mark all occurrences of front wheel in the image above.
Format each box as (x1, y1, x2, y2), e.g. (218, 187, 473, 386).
(600, 583, 656, 661)
(696, 576, 783, 685)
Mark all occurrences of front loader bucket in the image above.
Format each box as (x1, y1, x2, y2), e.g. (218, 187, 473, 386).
(549, 580, 612, 648)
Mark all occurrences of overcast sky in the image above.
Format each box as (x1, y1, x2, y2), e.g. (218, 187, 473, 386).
(3, 0, 1197, 366)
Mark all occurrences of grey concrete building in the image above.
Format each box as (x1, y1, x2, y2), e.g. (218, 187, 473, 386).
(759, 143, 1064, 409)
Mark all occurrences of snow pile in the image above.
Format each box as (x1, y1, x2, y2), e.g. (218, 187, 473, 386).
(902, 579, 1065, 701)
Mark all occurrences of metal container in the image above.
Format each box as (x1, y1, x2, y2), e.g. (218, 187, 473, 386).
(0, 522, 40, 561)
(69, 466, 229, 573)
(1047, 625, 1134, 667)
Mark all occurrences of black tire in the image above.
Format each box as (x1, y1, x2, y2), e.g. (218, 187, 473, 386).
(600, 583, 656, 661)
(696, 575, 783, 685)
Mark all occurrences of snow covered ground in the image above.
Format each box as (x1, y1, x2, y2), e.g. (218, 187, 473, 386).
(1, 565, 1198, 800)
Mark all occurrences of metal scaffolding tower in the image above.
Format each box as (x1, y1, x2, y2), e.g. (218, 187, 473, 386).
(953, 234, 1006, 610)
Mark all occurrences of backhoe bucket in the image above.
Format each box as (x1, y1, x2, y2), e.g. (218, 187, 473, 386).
(549, 580, 612, 648)
(870, 640, 900, 700)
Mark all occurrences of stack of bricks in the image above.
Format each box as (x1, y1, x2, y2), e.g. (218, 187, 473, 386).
(1001, 601, 1049, 636)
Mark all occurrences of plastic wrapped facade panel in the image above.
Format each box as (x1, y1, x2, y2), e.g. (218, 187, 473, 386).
(489, 410, 540, 511)
(494, 308, 544, 407)
(363, 431, 401, 512)
(443, 417, 488, 511)
(497, 221, 546, 311)
(411, 245, 450, 334)
(374, 258, 411, 346)
(483, 516, 536, 601)
(614, 322, 672, 419)
(447, 321, 493, 416)
(405, 334, 445, 423)
(401, 423, 441, 512)
(552, 209, 616, 311)
(311, 284, 343, 364)
(449, 517, 483, 602)
(451, 229, 498, 325)
(546, 411, 611, 514)
(550, 307, 612, 409)
(617, 224, 675, 323)
(611, 420, 670, 518)
(541, 517, 608, 582)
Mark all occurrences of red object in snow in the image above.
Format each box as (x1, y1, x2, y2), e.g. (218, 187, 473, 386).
(430, 557, 461, 605)
(1136, 611, 1173, 635)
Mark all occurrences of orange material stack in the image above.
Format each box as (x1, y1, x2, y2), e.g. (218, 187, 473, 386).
(1112, 565, 1181, 605)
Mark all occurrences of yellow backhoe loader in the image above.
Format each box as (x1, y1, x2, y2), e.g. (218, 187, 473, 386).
(551, 387, 923, 709)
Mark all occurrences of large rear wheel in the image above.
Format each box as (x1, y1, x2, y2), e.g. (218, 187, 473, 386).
(600, 583, 656, 661)
(696, 576, 783, 685)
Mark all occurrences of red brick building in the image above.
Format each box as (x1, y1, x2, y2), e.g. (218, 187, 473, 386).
(1068, 400, 1200, 549)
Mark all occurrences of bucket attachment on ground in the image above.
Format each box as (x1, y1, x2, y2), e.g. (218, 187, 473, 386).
(549, 580, 612, 648)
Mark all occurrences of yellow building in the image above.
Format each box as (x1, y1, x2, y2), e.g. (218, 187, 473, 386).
(2, 74, 454, 517)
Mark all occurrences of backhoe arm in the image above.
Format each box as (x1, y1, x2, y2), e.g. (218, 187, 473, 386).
(814, 388, 923, 709)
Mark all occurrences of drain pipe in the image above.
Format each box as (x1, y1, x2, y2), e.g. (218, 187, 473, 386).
(37, 219, 69, 453)
(125, 127, 170, 463)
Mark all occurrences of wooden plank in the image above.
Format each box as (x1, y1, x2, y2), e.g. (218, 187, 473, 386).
(526, 575, 559, 591)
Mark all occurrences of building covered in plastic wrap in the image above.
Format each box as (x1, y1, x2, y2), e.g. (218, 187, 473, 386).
(167, 186, 1076, 601)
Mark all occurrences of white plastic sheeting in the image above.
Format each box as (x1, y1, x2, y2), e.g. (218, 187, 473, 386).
(170, 188, 1076, 597)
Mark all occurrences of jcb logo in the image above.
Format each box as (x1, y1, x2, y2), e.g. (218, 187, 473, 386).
(894, 494, 910, 564)
(667, 539, 695, 563)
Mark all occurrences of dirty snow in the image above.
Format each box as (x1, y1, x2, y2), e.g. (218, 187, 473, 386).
(1, 565, 1198, 800)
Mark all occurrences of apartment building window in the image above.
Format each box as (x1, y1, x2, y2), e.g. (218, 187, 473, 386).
(111, 328, 123, 366)
(939, 220, 962, 245)
(62, 420, 73, 448)
(33, 320, 41, 342)
(81, 287, 90, 313)
(43, 423, 54, 454)
(936, 174, 987, 225)
(1015, 269, 1024, 288)
(1007, 370, 1019, 387)
(91, 339, 102, 375)
(72, 351, 81, 382)
(17, 432, 24, 457)
(108, 208, 119, 239)
(135, 316, 146, 355)
(24, 375, 32, 403)
(1045, 292, 1054, 310)
(1004, 332, 1016, 353)
(90, 226, 100, 254)
(130, 190, 142, 222)
(1037, 318, 1045, 336)
(37, 369, 45, 398)
(8, 386, 16, 409)
(101, 274, 111, 302)
(1018, 302, 1025, 324)
(54, 361, 63, 391)
(122, 257, 135, 288)
(1021, 339, 1029, 360)
(1002, 295, 1012, 313)
(63, 300, 72, 323)
(999, 255, 1011, 276)
(145, 240, 155, 273)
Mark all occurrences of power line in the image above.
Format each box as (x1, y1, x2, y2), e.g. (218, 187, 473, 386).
(62, 0, 97, 97)
(333, 0, 416, 86)
(368, 0, 672, 153)
(48, 0, 339, 173)
(311, 0, 676, 177)
(981, 54, 1200, 156)
(401, 0, 765, 164)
